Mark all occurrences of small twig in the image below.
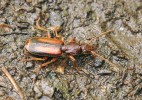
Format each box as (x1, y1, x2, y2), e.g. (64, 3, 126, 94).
(1, 67, 25, 100)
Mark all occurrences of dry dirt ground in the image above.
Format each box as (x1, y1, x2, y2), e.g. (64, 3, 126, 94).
(0, 0, 142, 100)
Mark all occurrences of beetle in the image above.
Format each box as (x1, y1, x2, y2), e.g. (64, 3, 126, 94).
(24, 17, 118, 73)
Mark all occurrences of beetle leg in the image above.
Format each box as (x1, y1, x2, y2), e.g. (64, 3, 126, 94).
(34, 16, 51, 38)
(35, 17, 48, 32)
(40, 58, 58, 68)
(47, 26, 61, 38)
(33, 58, 58, 74)
(68, 55, 81, 73)
(21, 57, 48, 62)
(35, 16, 62, 39)
(91, 51, 119, 72)
(48, 26, 64, 41)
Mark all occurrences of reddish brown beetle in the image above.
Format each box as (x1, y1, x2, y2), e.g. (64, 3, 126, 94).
(24, 17, 118, 73)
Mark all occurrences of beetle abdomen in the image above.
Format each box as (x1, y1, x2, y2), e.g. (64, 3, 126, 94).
(25, 37, 63, 56)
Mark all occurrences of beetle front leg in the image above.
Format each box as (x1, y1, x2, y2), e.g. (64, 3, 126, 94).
(33, 58, 58, 74)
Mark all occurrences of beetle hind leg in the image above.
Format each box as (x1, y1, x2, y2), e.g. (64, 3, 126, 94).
(34, 16, 51, 38)
(47, 26, 61, 38)
(20, 57, 48, 62)
(34, 14, 63, 39)
(33, 58, 58, 74)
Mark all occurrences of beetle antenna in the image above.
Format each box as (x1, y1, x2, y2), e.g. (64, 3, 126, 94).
(89, 29, 114, 44)
(91, 51, 119, 72)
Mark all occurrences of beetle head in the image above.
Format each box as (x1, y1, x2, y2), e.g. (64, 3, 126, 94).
(81, 44, 97, 54)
